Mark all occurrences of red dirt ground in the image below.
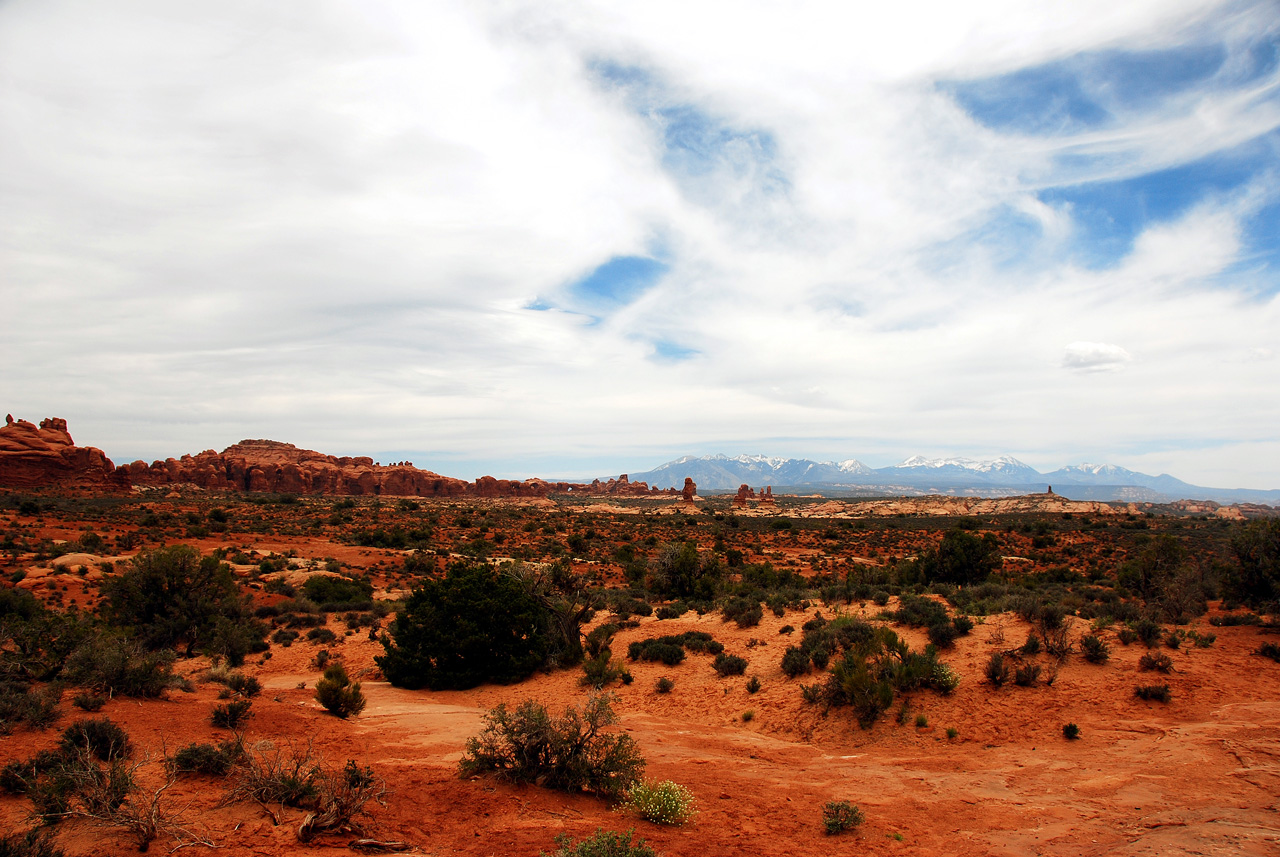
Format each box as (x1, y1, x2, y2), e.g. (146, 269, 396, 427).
(1, 497, 1278, 856)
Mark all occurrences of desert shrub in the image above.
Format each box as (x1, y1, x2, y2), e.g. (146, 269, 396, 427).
(1081, 635, 1110, 664)
(302, 575, 374, 611)
(721, 598, 763, 628)
(647, 542, 722, 601)
(952, 615, 974, 635)
(1021, 633, 1041, 655)
(1210, 612, 1262, 627)
(378, 562, 555, 690)
(746, 676, 761, 694)
(297, 760, 385, 842)
(627, 632, 722, 666)
(1063, 723, 1080, 740)
(1226, 518, 1280, 608)
(63, 635, 176, 698)
(914, 713, 928, 728)
(315, 663, 366, 718)
(1014, 663, 1042, 687)
(712, 654, 748, 677)
(0, 684, 61, 732)
(926, 622, 958, 648)
(100, 545, 266, 661)
(61, 718, 132, 761)
(211, 700, 253, 729)
(1132, 618, 1162, 647)
(781, 646, 810, 678)
(0, 830, 67, 857)
(208, 667, 261, 699)
(622, 779, 696, 825)
(822, 800, 864, 835)
(170, 741, 242, 776)
(816, 626, 953, 727)
(985, 653, 1011, 687)
(541, 828, 657, 857)
(1258, 642, 1280, 662)
(1134, 684, 1172, 702)
(271, 629, 299, 649)
(226, 740, 323, 808)
(72, 693, 106, 713)
(946, 727, 958, 739)
(1116, 627, 1139, 645)
(458, 694, 644, 800)
(654, 677, 674, 694)
(887, 595, 950, 628)
(1138, 652, 1174, 673)
(306, 627, 338, 645)
(654, 603, 687, 620)
(913, 530, 1002, 585)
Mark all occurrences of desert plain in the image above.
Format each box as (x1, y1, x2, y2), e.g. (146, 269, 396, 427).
(1, 483, 1278, 857)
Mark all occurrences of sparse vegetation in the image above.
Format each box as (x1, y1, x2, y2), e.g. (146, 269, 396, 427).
(1135, 684, 1172, 702)
(314, 662, 366, 718)
(822, 799, 864, 835)
(621, 779, 696, 825)
(541, 828, 658, 857)
(458, 694, 644, 799)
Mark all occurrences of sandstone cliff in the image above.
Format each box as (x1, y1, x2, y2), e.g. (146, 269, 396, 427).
(0, 416, 128, 491)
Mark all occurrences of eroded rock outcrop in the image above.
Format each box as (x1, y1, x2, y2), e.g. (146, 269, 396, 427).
(0, 416, 128, 491)
(681, 477, 697, 502)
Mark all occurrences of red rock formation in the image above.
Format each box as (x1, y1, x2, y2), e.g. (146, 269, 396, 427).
(732, 484, 757, 509)
(760, 486, 775, 505)
(0, 416, 128, 491)
(681, 477, 697, 502)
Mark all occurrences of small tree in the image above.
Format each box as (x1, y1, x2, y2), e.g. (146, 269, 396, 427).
(315, 663, 366, 718)
(100, 546, 265, 662)
(377, 562, 554, 690)
(1227, 519, 1280, 609)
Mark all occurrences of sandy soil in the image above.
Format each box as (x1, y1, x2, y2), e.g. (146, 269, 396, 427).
(1, 497, 1277, 856)
(2, 603, 1278, 857)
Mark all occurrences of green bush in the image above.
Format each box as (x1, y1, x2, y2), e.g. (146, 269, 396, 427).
(622, 779, 696, 825)
(99, 545, 265, 662)
(314, 663, 366, 719)
(654, 677, 674, 694)
(746, 676, 761, 694)
(926, 622, 958, 648)
(1258, 642, 1280, 662)
(60, 718, 132, 761)
(1081, 635, 1110, 664)
(378, 563, 555, 690)
(72, 693, 106, 713)
(712, 653, 748, 677)
(985, 653, 1011, 687)
(1138, 652, 1173, 673)
(171, 740, 242, 776)
(1014, 663, 1041, 687)
(1226, 518, 1280, 608)
(63, 635, 176, 698)
(1135, 684, 1171, 702)
(541, 828, 658, 857)
(302, 575, 375, 610)
(0, 830, 67, 857)
(458, 694, 644, 800)
(822, 800, 864, 835)
(211, 700, 253, 729)
(1063, 723, 1080, 740)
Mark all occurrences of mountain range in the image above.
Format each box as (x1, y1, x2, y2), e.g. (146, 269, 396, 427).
(627, 454, 1280, 505)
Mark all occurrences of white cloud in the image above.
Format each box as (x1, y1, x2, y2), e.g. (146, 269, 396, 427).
(1062, 342, 1133, 372)
(1, 0, 1279, 488)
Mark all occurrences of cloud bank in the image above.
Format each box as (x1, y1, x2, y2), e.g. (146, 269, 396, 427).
(1, 0, 1277, 488)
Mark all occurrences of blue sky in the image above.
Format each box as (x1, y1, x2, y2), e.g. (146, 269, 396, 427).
(1, 0, 1278, 489)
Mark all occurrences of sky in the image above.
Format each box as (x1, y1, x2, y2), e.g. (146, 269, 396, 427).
(1, 0, 1278, 488)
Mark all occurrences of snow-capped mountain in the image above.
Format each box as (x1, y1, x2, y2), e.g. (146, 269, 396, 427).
(882, 455, 1042, 483)
(625, 453, 1280, 504)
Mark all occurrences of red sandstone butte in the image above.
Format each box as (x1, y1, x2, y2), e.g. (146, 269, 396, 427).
(0, 416, 128, 491)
